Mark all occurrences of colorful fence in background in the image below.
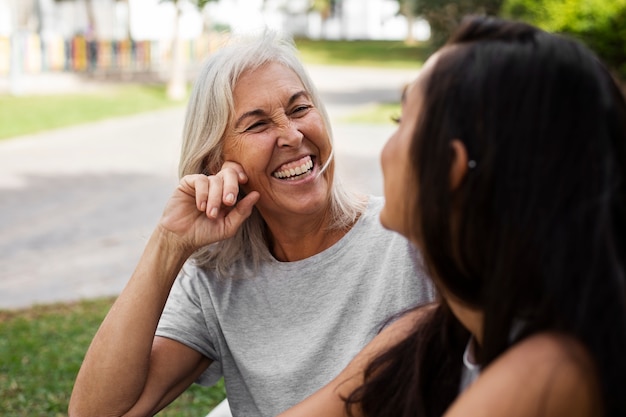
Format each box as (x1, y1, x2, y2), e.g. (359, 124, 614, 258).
(0, 32, 219, 76)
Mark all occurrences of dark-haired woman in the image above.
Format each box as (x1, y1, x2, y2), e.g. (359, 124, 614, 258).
(279, 15, 626, 417)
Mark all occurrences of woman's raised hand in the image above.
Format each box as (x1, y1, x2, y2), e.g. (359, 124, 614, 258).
(158, 161, 260, 252)
(70, 165, 257, 417)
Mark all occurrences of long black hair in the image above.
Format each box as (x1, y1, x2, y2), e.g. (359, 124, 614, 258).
(347, 15, 626, 417)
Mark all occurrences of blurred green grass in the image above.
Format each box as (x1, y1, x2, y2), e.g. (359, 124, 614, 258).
(0, 297, 226, 416)
(340, 101, 402, 124)
(295, 38, 432, 68)
(0, 84, 183, 140)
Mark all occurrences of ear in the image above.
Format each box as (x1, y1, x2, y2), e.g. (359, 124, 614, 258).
(450, 139, 469, 190)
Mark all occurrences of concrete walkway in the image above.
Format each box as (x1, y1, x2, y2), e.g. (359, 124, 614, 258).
(0, 65, 418, 310)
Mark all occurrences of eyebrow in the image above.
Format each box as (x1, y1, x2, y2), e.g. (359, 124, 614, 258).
(234, 90, 311, 129)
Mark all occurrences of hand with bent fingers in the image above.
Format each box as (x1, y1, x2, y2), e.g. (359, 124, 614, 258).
(159, 161, 260, 252)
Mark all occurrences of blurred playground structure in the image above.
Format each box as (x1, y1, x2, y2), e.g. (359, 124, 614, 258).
(0, 32, 220, 78)
(0, 0, 430, 82)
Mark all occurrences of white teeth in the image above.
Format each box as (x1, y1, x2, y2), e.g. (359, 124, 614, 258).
(273, 159, 313, 180)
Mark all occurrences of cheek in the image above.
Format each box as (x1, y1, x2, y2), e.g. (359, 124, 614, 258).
(380, 133, 395, 173)
(301, 113, 331, 149)
(381, 150, 420, 240)
(222, 135, 241, 161)
(223, 135, 271, 171)
(380, 142, 405, 231)
(381, 131, 406, 184)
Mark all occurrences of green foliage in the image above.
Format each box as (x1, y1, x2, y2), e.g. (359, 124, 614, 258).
(310, 0, 332, 18)
(397, 0, 419, 17)
(196, 0, 217, 8)
(503, 0, 626, 78)
(0, 298, 226, 416)
(309, 0, 344, 19)
(408, 0, 506, 46)
(159, 0, 216, 9)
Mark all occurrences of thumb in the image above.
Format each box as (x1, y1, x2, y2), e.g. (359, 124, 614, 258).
(223, 191, 260, 234)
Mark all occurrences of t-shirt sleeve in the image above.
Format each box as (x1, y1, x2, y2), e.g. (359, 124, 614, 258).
(155, 264, 223, 386)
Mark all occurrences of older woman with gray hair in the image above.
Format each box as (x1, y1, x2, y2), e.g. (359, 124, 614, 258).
(69, 31, 434, 417)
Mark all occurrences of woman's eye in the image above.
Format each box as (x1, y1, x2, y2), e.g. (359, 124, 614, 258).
(291, 105, 311, 115)
(245, 121, 267, 132)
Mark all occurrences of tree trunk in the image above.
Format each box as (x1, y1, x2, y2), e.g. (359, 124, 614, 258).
(119, 0, 134, 41)
(84, 0, 97, 37)
(402, 2, 416, 45)
(405, 13, 415, 45)
(166, 4, 186, 101)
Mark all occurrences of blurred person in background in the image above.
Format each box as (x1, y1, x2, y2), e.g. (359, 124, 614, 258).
(276, 15, 626, 417)
(68, 32, 435, 417)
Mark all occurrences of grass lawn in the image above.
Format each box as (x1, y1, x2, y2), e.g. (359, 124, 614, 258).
(0, 298, 226, 417)
(295, 38, 433, 68)
(0, 84, 185, 140)
(340, 101, 401, 125)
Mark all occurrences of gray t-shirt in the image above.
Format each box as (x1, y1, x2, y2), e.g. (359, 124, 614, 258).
(156, 196, 435, 417)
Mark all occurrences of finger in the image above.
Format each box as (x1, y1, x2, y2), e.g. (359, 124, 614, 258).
(221, 161, 248, 183)
(206, 175, 224, 218)
(218, 161, 247, 207)
(220, 168, 241, 207)
(186, 175, 209, 211)
(223, 191, 260, 236)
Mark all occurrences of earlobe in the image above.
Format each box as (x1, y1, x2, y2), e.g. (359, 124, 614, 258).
(450, 139, 469, 190)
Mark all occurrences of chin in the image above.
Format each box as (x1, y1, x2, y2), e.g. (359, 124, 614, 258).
(378, 209, 396, 232)
(380, 208, 412, 239)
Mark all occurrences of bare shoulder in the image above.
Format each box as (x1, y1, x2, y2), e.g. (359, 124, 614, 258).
(444, 332, 603, 417)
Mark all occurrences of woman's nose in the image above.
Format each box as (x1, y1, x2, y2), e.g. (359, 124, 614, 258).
(276, 120, 304, 147)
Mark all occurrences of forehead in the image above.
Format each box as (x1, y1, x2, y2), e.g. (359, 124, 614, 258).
(403, 50, 442, 108)
(234, 62, 304, 97)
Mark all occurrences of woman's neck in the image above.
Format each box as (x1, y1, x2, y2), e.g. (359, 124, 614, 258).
(446, 293, 485, 346)
(263, 195, 366, 261)
(269, 226, 349, 262)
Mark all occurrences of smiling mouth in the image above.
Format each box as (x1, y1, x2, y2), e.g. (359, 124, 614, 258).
(272, 155, 314, 180)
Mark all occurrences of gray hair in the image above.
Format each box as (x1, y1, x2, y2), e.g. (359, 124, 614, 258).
(179, 30, 366, 277)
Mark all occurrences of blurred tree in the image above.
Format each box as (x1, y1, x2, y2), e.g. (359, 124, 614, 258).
(311, 0, 332, 19)
(310, 0, 340, 38)
(398, 0, 419, 45)
(85, 0, 96, 38)
(401, 0, 505, 46)
(115, 0, 133, 41)
(503, 0, 626, 79)
(35, 0, 47, 34)
(160, 0, 216, 100)
(52, 0, 97, 36)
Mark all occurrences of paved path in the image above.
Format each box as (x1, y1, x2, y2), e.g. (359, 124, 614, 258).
(0, 65, 418, 310)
